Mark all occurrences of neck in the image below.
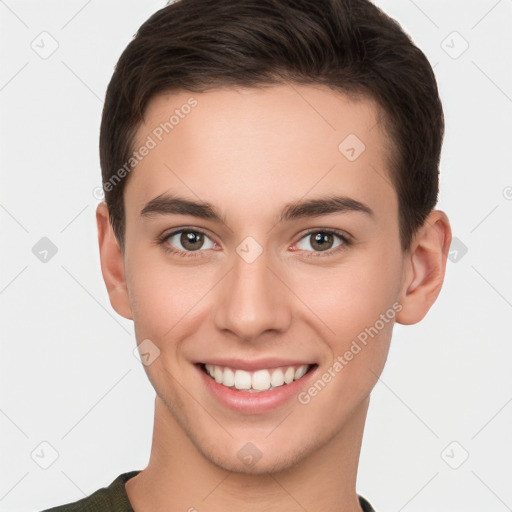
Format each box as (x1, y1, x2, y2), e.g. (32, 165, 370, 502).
(126, 396, 369, 512)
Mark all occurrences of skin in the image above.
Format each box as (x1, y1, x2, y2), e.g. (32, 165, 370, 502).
(96, 83, 451, 512)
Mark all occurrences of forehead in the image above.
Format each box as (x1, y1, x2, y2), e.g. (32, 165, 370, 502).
(126, 84, 396, 225)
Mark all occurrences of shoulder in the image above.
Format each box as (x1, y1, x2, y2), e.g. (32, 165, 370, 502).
(40, 471, 141, 512)
(358, 494, 377, 512)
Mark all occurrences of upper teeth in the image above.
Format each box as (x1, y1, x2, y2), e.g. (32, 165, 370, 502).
(204, 364, 310, 392)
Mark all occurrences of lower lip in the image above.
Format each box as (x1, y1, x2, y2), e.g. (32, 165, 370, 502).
(196, 364, 317, 414)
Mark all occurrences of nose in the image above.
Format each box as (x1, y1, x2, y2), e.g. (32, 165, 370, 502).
(213, 245, 292, 342)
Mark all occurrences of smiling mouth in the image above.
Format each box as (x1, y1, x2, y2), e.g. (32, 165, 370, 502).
(199, 363, 317, 393)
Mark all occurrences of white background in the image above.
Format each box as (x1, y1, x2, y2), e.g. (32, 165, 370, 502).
(1, 1, 511, 511)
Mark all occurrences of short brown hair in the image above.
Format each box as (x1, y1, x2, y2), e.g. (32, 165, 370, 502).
(99, 0, 444, 251)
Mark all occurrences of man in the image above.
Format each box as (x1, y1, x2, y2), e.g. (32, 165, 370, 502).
(44, 0, 451, 510)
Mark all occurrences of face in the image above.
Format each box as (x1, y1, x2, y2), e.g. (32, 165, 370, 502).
(119, 84, 407, 473)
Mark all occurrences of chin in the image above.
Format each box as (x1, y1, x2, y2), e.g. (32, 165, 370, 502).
(196, 432, 322, 476)
(207, 448, 303, 475)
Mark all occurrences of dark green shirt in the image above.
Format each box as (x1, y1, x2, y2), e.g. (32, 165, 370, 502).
(41, 470, 376, 511)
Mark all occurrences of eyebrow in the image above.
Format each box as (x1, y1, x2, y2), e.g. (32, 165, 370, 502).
(140, 193, 374, 224)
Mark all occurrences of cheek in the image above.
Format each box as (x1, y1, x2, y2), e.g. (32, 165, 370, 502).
(125, 249, 212, 341)
(293, 259, 400, 427)
(292, 249, 403, 344)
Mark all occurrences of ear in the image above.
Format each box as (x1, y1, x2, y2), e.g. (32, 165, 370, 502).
(96, 202, 133, 320)
(395, 210, 452, 325)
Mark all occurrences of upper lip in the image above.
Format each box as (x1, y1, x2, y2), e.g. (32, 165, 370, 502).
(197, 358, 315, 372)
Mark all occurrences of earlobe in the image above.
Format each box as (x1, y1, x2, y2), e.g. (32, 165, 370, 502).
(395, 210, 452, 325)
(96, 202, 133, 320)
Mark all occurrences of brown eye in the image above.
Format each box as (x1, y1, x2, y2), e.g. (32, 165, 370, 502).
(295, 230, 348, 255)
(309, 232, 335, 251)
(164, 230, 215, 253)
(180, 231, 204, 251)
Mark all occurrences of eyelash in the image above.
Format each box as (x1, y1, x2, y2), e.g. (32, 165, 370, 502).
(157, 227, 351, 259)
